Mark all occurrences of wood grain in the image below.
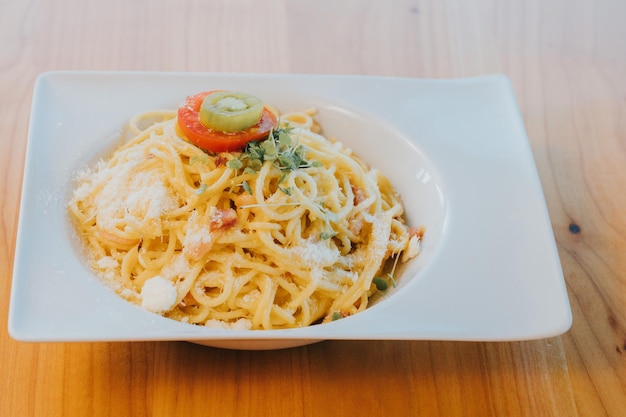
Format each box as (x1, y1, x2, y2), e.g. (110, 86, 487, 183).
(1, 0, 625, 415)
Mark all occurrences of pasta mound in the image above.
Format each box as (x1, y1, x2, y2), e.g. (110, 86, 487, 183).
(68, 108, 421, 329)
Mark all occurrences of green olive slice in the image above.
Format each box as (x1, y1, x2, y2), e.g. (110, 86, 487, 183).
(199, 91, 264, 133)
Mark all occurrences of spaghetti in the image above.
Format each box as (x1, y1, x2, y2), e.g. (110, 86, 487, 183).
(68, 102, 422, 330)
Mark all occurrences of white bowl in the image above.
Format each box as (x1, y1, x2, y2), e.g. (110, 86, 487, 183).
(8, 71, 571, 350)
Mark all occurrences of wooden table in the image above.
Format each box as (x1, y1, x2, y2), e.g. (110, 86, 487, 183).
(1, 0, 624, 415)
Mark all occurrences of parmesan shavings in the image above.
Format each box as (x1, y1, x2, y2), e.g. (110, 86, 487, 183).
(288, 239, 340, 268)
(141, 276, 177, 313)
(204, 318, 252, 330)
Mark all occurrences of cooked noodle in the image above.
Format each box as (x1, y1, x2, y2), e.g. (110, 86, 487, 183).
(68, 106, 422, 329)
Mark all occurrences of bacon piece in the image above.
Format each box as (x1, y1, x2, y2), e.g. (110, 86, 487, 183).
(214, 155, 227, 167)
(234, 193, 255, 208)
(348, 215, 364, 235)
(352, 186, 366, 205)
(402, 226, 425, 262)
(209, 208, 237, 231)
(184, 209, 237, 260)
(408, 225, 425, 240)
(184, 232, 214, 260)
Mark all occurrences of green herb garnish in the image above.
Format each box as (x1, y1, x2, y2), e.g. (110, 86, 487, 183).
(372, 277, 388, 291)
(228, 126, 320, 177)
(331, 312, 343, 321)
(242, 180, 252, 195)
(226, 158, 243, 170)
(372, 251, 404, 291)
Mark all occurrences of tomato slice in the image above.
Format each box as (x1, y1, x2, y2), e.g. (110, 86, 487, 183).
(177, 91, 277, 153)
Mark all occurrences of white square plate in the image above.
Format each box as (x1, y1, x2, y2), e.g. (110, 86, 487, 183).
(8, 71, 571, 350)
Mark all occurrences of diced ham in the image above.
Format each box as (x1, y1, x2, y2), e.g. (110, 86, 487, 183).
(348, 215, 364, 235)
(209, 208, 237, 231)
(352, 186, 366, 205)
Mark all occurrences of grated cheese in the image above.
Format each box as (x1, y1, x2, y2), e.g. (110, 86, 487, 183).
(205, 318, 252, 330)
(289, 239, 340, 268)
(96, 256, 118, 270)
(97, 171, 176, 228)
(141, 276, 177, 313)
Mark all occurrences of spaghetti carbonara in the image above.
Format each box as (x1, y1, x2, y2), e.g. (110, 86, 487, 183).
(68, 98, 422, 330)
